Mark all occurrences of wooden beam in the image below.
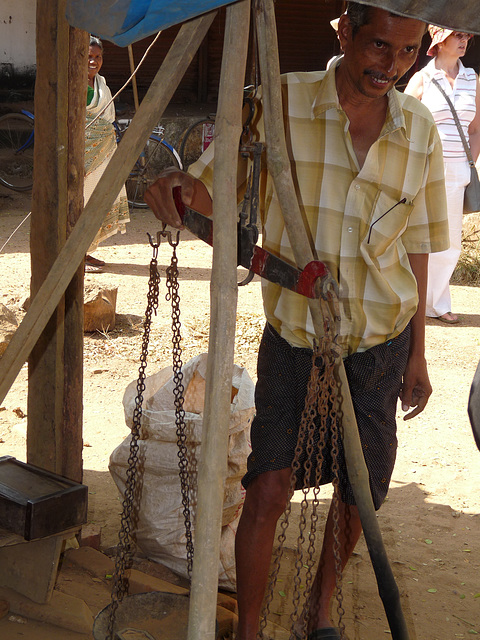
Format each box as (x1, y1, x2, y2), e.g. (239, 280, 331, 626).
(0, 11, 217, 406)
(127, 45, 140, 112)
(62, 26, 89, 482)
(27, 0, 87, 481)
(187, 3, 251, 638)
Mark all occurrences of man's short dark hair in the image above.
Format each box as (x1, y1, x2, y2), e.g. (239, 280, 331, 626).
(89, 35, 103, 52)
(346, 2, 372, 36)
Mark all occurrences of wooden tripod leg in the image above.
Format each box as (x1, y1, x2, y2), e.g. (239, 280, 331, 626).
(187, 2, 251, 640)
(253, 0, 410, 638)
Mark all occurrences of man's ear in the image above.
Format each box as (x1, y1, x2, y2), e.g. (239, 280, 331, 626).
(337, 13, 352, 50)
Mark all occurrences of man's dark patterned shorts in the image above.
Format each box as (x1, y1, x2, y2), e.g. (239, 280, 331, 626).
(242, 322, 411, 510)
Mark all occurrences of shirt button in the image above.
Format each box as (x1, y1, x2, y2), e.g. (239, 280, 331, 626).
(348, 227, 353, 232)
(354, 184, 360, 190)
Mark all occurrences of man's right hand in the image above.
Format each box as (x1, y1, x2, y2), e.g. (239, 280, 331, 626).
(144, 167, 212, 228)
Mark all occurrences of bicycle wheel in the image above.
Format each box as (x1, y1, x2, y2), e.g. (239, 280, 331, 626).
(179, 118, 215, 170)
(126, 136, 182, 209)
(0, 112, 34, 191)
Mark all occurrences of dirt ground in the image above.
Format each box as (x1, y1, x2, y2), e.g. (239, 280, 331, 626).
(0, 185, 480, 640)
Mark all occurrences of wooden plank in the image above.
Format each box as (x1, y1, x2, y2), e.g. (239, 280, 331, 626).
(27, 0, 70, 474)
(62, 26, 89, 482)
(187, 3, 251, 638)
(0, 11, 217, 406)
(27, 3, 87, 481)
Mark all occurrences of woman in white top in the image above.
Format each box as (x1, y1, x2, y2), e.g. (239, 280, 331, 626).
(405, 26, 480, 323)
(84, 36, 130, 272)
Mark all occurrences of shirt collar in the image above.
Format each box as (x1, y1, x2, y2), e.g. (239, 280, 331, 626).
(311, 62, 339, 117)
(311, 59, 406, 138)
(427, 57, 468, 80)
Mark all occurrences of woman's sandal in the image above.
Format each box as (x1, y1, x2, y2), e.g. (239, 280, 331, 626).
(85, 254, 105, 267)
(437, 312, 459, 324)
(85, 263, 103, 273)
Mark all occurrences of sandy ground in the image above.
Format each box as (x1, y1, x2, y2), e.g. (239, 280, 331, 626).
(0, 186, 480, 639)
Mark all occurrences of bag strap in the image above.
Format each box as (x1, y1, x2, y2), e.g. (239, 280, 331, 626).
(431, 77, 475, 167)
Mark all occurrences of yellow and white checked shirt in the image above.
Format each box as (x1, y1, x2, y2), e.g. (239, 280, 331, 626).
(190, 63, 449, 356)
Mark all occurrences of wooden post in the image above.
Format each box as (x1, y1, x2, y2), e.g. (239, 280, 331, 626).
(127, 45, 140, 112)
(63, 27, 90, 482)
(27, 0, 88, 481)
(0, 12, 217, 406)
(187, 2, 251, 639)
(254, 0, 410, 637)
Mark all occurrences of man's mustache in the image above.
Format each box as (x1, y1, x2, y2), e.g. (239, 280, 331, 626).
(364, 69, 399, 84)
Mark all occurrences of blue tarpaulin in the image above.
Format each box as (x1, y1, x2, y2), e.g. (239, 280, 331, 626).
(66, 0, 480, 48)
(66, 0, 237, 47)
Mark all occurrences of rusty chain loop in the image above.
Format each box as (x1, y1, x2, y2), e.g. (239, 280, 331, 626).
(163, 227, 195, 578)
(106, 233, 162, 640)
(258, 295, 346, 640)
(106, 230, 194, 639)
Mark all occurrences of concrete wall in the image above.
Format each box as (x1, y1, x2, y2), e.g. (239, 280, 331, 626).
(1, 0, 36, 91)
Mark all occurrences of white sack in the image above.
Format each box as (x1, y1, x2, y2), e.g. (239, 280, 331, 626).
(109, 353, 254, 591)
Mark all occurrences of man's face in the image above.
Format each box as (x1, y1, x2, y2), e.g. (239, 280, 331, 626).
(338, 8, 425, 100)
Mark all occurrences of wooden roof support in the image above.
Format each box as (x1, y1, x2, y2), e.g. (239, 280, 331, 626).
(27, 0, 88, 481)
(186, 2, 251, 638)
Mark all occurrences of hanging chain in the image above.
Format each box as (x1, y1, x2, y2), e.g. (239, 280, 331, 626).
(106, 229, 195, 639)
(163, 227, 195, 578)
(106, 232, 162, 640)
(258, 295, 347, 640)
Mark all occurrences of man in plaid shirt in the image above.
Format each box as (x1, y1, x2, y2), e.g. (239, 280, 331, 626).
(146, 3, 448, 638)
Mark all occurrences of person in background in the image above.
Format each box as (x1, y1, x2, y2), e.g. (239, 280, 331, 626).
(145, 4, 449, 639)
(84, 36, 130, 273)
(405, 26, 480, 323)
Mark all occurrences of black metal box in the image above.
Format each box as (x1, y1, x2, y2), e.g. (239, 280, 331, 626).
(0, 456, 88, 540)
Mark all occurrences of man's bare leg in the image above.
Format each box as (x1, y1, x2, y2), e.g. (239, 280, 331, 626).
(235, 468, 292, 640)
(307, 500, 363, 631)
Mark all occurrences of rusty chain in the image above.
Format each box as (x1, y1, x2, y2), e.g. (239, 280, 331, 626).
(258, 296, 346, 640)
(106, 230, 194, 639)
(106, 233, 162, 640)
(164, 227, 195, 578)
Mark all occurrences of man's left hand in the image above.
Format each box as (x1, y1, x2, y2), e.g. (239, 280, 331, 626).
(400, 354, 432, 420)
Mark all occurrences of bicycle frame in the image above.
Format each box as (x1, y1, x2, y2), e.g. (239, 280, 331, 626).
(114, 120, 178, 157)
(16, 110, 35, 153)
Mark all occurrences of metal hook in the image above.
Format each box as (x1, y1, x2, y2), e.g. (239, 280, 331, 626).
(160, 223, 180, 248)
(147, 231, 162, 248)
(146, 231, 163, 259)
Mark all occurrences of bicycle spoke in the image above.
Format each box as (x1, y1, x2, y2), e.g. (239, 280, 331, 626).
(126, 136, 180, 209)
(0, 113, 34, 192)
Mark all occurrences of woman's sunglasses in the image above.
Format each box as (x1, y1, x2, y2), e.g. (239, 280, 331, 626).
(452, 32, 473, 41)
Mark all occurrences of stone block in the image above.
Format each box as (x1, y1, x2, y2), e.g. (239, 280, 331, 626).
(0, 535, 63, 603)
(0, 303, 18, 357)
(0, 585, 93, 634)
(84, 285, 118, 333)
(64, 546, 114, 579)
(79, 523, 102, 550)
(128, 569, 189, 596)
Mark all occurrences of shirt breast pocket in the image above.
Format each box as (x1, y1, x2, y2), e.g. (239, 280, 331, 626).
(362, 192, 413, 259)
